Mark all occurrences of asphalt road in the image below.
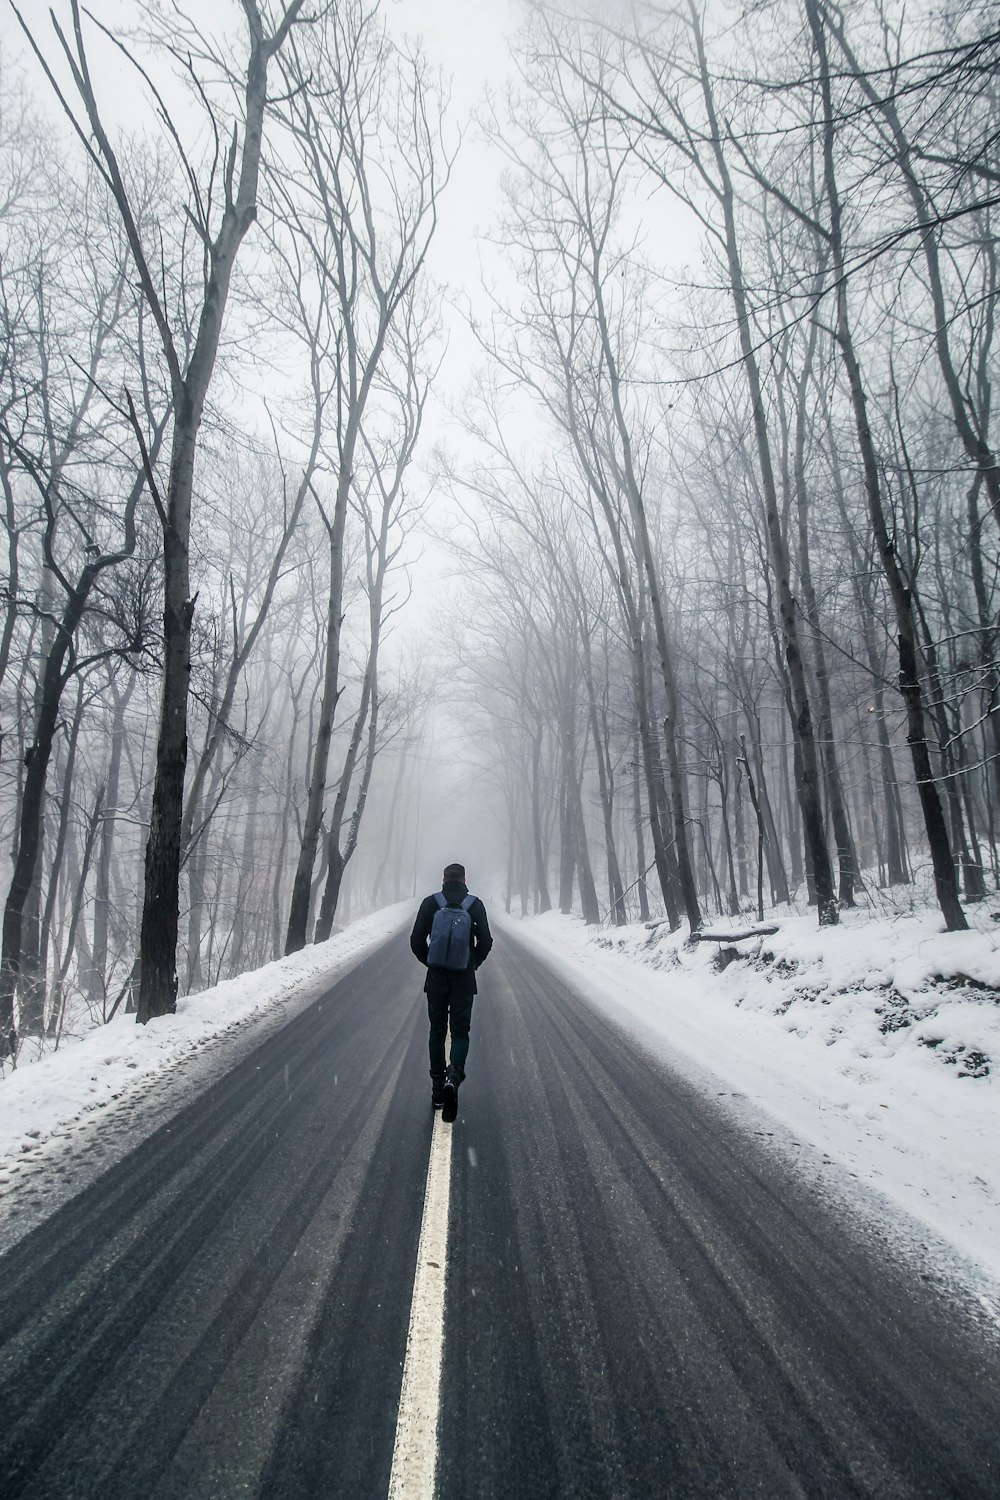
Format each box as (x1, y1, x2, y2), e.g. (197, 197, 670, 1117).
(1, 924, 998, 1499)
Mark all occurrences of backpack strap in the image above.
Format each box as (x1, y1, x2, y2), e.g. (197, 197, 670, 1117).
(433, 892, 447, 909)
(461, 894, 476, 912)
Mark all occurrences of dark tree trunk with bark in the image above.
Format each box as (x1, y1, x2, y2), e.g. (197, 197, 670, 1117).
(688, 0, 837, 924)
(632, 723, 651, 922)
(806, 0, 966, 930)
(0, 584, 89, 1050)
(531, 725, 552, 913)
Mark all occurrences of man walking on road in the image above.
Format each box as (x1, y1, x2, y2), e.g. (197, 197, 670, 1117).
(410, 863, 493, 1122)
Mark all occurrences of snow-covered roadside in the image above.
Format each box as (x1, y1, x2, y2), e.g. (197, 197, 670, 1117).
(0, 903, 411, 1250)
(510, 908, 1000, 1308)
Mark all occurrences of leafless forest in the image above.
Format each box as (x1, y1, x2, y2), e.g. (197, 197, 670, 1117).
(1, 0, 998, 1058)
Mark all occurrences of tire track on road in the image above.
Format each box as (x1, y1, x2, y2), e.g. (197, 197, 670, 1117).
(0, 941, 428, 1500)
(439, 928, 1000, 1499)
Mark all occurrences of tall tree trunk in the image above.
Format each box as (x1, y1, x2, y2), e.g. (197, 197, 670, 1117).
(314, 650, 381, 943)
(369, 754, 407, 910)
(29, 679, 86, 1033)
(48, 781, 104, 1038)
(688, 0, 837, 923)
(566, 732, 600, 924)
(966, 474, 1000, 824)
(581, 630, 625, 923)
(134, 4, 307, 1018)
(231, 762, 263, 976)
(717, 749, 740, 917)
(530, 723, 552, 913)
(0, 586, 92, 1049)
(807, 0, 965, 929)
(746, 712, 789, 905)
(286, 512, 347, 951)
(914, 601, 986, 906)
(823, 404, 909, 887)
(88, 674, 134, 1004)
(558, 772, 576, 915)
(577, 175, 701, 930)
(640, 637, 680, 929)
(793, 350, 858, 905)
(631, 722, 651, 921)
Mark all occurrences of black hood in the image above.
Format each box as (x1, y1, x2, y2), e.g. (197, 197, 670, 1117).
(441, 878, 469, 905)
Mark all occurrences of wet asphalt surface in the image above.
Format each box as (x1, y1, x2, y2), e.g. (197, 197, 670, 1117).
(1, 925, 998, 1498)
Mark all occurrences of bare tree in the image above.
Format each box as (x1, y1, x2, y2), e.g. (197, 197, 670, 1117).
(0, 149, 165, 1052)
(477, 56, 703, 928)
(272, 0, 451, 952)
(313, 313, 432, 940)
(800, 0, 966, 928)
(13, 0, 312, 1021)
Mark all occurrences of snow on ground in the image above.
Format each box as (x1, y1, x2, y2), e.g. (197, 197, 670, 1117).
(0, 902, 411, 1251)
(511, 903, 1000, 1317)
(4, 887, 999, 1327)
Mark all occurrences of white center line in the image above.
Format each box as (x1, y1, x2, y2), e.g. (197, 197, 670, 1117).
(388, 1111, 453, 1499)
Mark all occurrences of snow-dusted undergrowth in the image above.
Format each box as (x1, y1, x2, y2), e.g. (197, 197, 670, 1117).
(599, 904, 1000, 1081)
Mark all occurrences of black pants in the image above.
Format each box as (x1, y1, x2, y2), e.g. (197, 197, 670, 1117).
(427, 985, 474, 1080)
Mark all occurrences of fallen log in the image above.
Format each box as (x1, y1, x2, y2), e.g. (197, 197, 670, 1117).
(688, 926, 780, 943)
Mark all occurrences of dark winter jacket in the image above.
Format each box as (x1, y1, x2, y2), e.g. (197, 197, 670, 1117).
(410, 880, 493, 997)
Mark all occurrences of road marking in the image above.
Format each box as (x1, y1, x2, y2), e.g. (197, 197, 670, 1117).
(388, 1111, 453, 1499)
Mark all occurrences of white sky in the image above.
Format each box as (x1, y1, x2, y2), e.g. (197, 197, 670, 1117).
(385, 0, 520, 434)
(0, 0, 523, 437)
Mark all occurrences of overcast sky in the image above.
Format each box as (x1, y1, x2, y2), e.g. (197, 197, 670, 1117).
(0, 0, 525, 489)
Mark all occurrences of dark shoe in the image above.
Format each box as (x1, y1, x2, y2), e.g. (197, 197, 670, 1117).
(431, 1074, 446, 1109)
(441, 1067, 459, 1123)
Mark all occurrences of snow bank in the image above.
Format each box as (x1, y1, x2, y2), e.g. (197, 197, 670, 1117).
(0, 903, 411, 1182)
(602, 907, 1000, 1081)
(510, 905, 1000, 1300)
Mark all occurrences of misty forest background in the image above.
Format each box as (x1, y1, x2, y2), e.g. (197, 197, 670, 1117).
(1, 0, 998, 1057)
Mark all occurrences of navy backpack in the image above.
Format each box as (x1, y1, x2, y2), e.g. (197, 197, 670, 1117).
(427, 892, 476, 970)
